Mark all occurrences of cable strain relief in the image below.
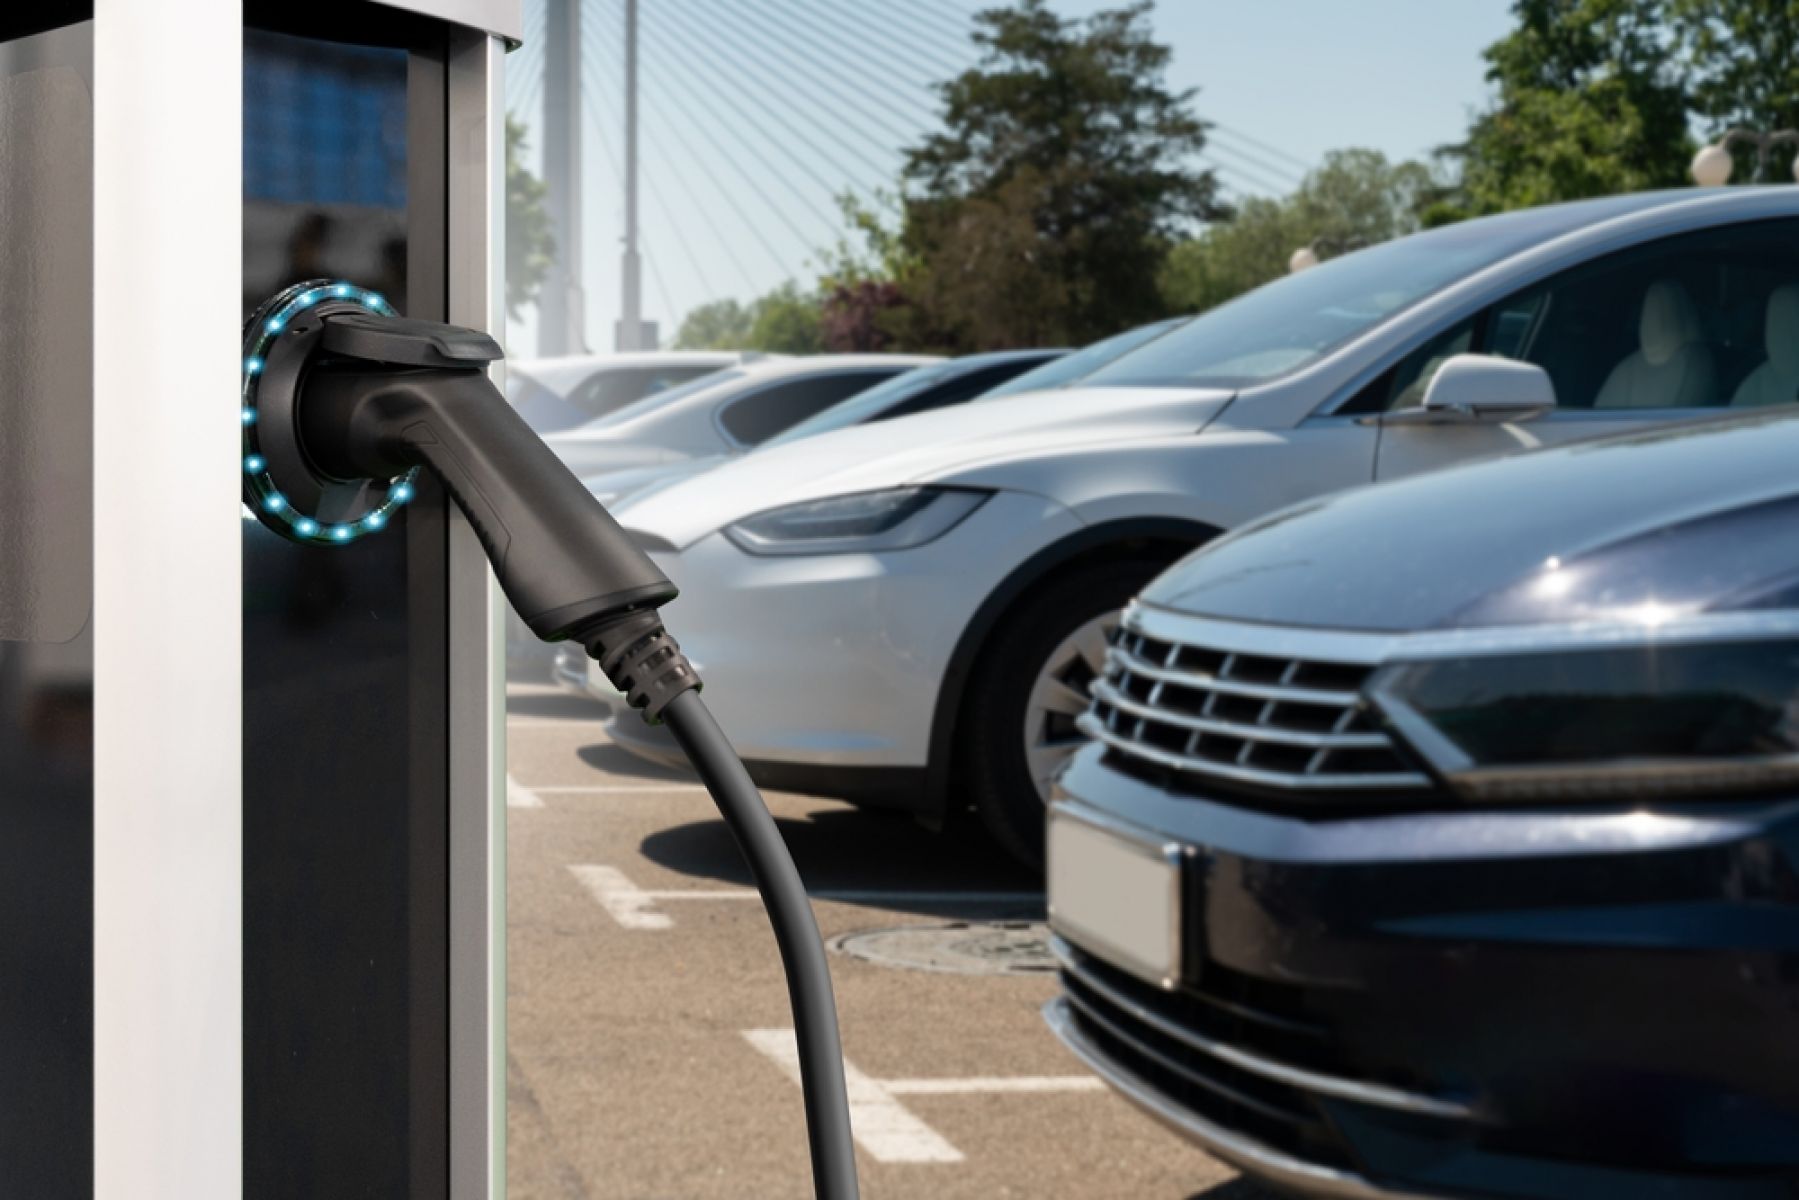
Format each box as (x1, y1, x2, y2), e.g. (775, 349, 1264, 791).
(576, 607, 701, 725)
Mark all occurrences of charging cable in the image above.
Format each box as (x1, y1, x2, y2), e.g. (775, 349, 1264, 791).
(245, 293, 861, 1200)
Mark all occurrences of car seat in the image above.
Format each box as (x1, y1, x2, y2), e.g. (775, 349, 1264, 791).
(1593, 279, 1717, 409)
(1729, 285, 1799, 408)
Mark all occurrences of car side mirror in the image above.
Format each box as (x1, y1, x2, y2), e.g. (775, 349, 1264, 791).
(1417, 354, 1557, 422)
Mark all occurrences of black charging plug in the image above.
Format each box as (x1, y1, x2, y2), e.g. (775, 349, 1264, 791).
(267, 305, 859, 1199)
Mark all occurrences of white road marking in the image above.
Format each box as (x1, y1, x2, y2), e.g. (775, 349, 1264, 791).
(570, 866, 1041, 929)
(885, 1076, 1105, 1095)
(743, 1030, 1103, 1164)
(743, 1029, 963, 1164)
(505, 774, 545, 809)
(569, 865, 758, 930)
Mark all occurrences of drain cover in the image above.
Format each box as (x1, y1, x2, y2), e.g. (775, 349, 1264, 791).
(828, 921, 1055, 976)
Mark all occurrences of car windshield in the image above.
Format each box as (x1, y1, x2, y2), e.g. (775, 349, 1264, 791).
(762, 362, 955, 446)
(1086, 195, 1688, 389)
(581, 369, 744, 430)
(980, 319, 1184, 399)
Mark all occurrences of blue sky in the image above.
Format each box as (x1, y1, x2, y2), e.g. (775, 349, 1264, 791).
(506, 0, 1515, 355)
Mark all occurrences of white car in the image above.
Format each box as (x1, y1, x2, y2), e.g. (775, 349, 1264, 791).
(543, 353, 936, 481)
(507, 350, 757, 432)
(597, 188, 1799, 864)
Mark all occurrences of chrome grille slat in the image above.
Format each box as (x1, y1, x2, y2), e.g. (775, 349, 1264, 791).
(1090, 681, 1388, 750)
(1106, 649, 1361, 707)
(1077, 713, 1427, 791)
(1088, 613, 1433, 797)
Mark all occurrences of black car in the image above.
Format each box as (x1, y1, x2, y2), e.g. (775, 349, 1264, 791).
(1045, 408, 1799, 1200)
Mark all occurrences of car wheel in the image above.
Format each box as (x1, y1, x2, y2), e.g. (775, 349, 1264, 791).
(960, 560, 1162, 869)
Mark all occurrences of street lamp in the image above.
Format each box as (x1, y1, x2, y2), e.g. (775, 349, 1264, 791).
(1690, 128, 1799, 186)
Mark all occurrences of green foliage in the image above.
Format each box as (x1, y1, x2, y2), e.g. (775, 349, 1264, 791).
(672, 283, 824, 354)
(1436, 0, 1692, 217)
(1160, 150, 1434, 314)
(1674, 0, 1799, 179)
(671, 298, 753, 350)
(747, 282, 825, 354)
(886, 0, 1225, 350)
(504, 117, 555, 320)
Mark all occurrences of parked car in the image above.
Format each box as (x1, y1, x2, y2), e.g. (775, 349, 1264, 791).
(1046, 405, 1799, 1199)
(542, 353, 936, 481)
(976, 317, 1185, 400)
(597, 187, 1799, 864)
(579, 349, 1067, 507)
(506, 350, 756, 432)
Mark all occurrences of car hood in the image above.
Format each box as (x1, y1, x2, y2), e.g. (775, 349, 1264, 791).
(583, 455, 730, 507)
(614, 385, 1228, 548)
(1142, 409, 1799, 633)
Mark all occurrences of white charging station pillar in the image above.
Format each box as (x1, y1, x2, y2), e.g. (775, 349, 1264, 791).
(0, 2, 517, 1195)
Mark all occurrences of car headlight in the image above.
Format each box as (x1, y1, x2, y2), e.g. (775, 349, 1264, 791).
(1370, 638, 1799, 802)
(723, 487, 990, 557)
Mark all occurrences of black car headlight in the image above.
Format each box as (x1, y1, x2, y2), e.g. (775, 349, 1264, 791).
(1369, 639, 1799, 802)
(723, 487, 990, 557)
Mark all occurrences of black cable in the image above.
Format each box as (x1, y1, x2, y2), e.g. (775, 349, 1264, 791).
(778, 0, 975, 84)
(660, 689, 861, 1200)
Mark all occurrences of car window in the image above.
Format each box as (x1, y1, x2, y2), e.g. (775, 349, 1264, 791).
(1485, 218, 1799, 411)
(568, 364, 721, 421)
(717, 371, 901, 446)
(883, 360, 1041, 418)
(589, 369, 745, 429)
(1084, 201, 1680, 390)
(1342, 319, 1479, 413)
(981, 321, 1182, 398)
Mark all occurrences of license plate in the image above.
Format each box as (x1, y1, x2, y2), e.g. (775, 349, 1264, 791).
(1047, 809, 1182, 988)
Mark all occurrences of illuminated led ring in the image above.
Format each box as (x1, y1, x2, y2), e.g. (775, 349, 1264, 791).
(240, 280, 420, 545)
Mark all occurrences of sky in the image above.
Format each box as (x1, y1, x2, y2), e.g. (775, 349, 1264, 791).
(506, 0, 1515, 356)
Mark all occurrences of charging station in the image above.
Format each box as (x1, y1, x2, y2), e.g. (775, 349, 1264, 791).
(1, 1, 516, 1194)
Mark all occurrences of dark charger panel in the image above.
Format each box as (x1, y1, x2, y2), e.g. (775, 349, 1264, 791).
(242, 6, 452, 1196)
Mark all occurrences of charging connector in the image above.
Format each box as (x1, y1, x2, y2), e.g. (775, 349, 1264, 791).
(248, 291, 861, 1200)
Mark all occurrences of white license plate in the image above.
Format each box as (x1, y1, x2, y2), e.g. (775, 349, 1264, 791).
(1047, 809, 1182, 988)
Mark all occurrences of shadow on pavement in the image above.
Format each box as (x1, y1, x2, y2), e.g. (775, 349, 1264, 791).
(506, 689, 609, 721)
(574, 740, 696, 782)
(639, 806, 1042, 920)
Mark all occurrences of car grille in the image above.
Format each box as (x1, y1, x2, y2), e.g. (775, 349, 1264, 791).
(1050, 939, 1469, 1175)
(1079, 613, 1431, 800)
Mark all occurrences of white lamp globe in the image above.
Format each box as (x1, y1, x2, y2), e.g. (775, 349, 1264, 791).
(1288, 245, 1320, 274)
(1691, 143, 1734, 187)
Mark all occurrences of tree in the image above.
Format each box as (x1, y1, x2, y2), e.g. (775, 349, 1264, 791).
(504, 117, 555, 319)
(670, 284, 824, 354)
(891, 0, 1226, 350)
(1674, 0, 1799, 179)
(821, 280, 907, 352)
(1437, 0, 1691, 217)
(745, 282, 825, 354)
(1160, 150, 1433, 314)
(672, 298, 753, 350)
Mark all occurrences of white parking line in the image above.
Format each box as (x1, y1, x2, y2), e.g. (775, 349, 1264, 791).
(569, 865, 759, 930)
(569, 866, 1040, 929)
(506, 775, 545, 809)
(743, 1030, 1101, 1164)
(744, 1029, 962, 1164)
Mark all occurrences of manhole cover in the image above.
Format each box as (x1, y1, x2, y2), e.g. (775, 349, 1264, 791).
(828, 921, 1055, 976)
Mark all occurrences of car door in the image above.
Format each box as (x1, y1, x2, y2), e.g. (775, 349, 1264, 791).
(1368, 217, 1799, 482)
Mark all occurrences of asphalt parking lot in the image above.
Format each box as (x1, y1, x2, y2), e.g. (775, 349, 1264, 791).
(503, 682, 1264, 1199)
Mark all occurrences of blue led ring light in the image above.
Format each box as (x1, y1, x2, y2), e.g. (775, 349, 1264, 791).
(240, 280, 419, 545)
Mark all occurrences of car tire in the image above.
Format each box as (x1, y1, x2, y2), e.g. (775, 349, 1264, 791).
(959, 559, 1166, 870)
